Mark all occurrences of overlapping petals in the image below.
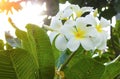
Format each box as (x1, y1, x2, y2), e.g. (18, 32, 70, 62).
(49, 17, 67, 51)
(85, 14, 110, 50)
(48, 3, 111, 52)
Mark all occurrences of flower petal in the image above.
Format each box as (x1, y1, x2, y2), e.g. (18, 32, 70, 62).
(67, 38, 80, 52)
(71, 5, 80, 12)
(64, 20, 75, 27)
(97, 32, 108, 50)
(85, 26, 98, 37)
(50, 17, 62, 30)
(85, 14, 97, 26)
(100, 17, 110, 28)
(60, 6, 73, 19)
(55, 34, 67, 51)
(76, 17, 87, 28)
(61, 22, 76, 39)
(81, 7, 93, 13)
(80, 38, 94, 50)
(49, 32, 59, 44)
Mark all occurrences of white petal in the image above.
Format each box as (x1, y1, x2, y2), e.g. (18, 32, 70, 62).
(90, 35, 101, 49)
(61, 7, 73, 19)
(81, 7, 93, 13)
(64, 20, 75, 27)
(50, 17, 62, 30)
(85, 27, 98, 37)
(71, 5, 80, 12)
(76, 17, 86, 28)
(55, 34, 67, 51)
(56, 11, 63, 18)
(100, 17, 111, 28)
(67, 38, 80, 52)
(49, 32, 59, 44)
(97, 32, 108, 50)
(80, 38, 94, 50)
(85, 14, 97, 26)
(97, 39, 107, 50)
(61, 24, 75, 39)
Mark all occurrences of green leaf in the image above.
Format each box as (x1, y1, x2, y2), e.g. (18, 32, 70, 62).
(0, 39, 4, 50)
(101, 55, 120, 79)
(101, 62, 120, 79)
(0, 48, 38, 79)
(15, 29, 29, 49)
(64, 57, 105, 79)
(26, 24, 55, 79)
(15, 27, 40, 69)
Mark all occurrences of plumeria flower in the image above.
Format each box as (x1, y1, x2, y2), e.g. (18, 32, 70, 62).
(56, 6, 73, 20)
(70, 5, 93, 18)
(48, 3, 111, 52)
(56, 4, 93, 20)
(61, 17, 97, 52)
(49, 17, 67, 51)
(85, 14, 111, 50)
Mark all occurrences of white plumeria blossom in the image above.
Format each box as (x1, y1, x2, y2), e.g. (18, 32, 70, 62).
(56, 6, 73, 20)
(49, 17, 67, 51)
(85, 14, 111, 50)
(70, 5, 93, 17)
(56, 4, 93, 20)
(61, 18, 97, 52)
(48, 3, 111, 52)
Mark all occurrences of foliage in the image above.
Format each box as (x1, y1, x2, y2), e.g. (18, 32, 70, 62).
(0, 19, 119, 79)
(0, 0, 120, 79)
(107, 20, 120, 57)
(0, 24, 55, 79)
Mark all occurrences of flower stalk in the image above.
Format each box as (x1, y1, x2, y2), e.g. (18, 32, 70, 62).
(58, 51, 76, 71)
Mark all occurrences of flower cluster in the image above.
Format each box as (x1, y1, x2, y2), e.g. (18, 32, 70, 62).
(48, 4, 111, 52)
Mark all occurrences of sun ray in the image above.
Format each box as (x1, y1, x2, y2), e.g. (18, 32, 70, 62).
(0, 0, 47, 40)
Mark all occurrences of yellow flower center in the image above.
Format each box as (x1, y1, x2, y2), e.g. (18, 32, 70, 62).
(76, 10, 82, 17)
(74, 29, 85, 39)
(93, 9, 98, 17)
(96, 24, 102, 32)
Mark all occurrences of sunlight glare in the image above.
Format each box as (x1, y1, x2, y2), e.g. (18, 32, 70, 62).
(0, 1, 47, 40)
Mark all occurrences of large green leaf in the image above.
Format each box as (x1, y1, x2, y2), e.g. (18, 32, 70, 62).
(26, 24, 55, 79)
(15, 27, 40, 69)
(64, 57, 105, 79)
(15, 29, 30, 50)
(15, 24, 55, 79)
(0, 48, 38, 79)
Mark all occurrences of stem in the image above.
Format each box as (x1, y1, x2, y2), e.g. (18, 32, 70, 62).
(58, 51, 76, 71)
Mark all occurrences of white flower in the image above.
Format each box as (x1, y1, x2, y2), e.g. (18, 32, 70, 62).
(56, 4, 93, 20)
(47, 3, 111, 52)
(56, 6, 73, 20)
(61, 17, 97, 52)
(70, 5, 93, 17)
(85, 14, 110, 50)
(49, 17, 67, 51)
